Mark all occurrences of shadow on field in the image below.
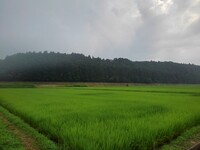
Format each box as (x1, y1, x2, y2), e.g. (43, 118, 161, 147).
(79, 92, 113, 96)
(85, 88, 200, 96)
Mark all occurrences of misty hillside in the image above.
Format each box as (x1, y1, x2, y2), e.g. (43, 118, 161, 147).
(0, 52, 200, 83)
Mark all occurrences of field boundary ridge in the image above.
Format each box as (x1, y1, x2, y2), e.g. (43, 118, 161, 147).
(0, 105, 58, 150)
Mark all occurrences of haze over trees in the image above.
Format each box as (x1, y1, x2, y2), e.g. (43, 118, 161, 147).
(0, 52, 200, 83)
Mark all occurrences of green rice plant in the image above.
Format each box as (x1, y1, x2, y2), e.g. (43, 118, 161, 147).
(0, 85, 199, 149)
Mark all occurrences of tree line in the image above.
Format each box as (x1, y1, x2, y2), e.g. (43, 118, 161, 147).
(0, 52, 200, 83)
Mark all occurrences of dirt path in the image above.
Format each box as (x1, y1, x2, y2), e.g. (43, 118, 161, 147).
(0, 113, 40, 150)
(189, 142, 200, 150)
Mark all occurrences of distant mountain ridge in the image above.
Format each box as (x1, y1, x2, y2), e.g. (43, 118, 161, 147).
(0, 52, 200, 83)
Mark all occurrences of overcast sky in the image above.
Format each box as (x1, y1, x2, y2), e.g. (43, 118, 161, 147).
(0, 0, 200, 64)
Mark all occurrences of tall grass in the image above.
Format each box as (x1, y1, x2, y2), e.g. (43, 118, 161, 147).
(0, 85, 199, 149)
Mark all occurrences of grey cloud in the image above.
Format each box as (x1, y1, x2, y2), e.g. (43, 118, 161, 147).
(0, 0, 200, 65)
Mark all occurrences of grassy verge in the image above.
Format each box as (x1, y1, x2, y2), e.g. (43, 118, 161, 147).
(161, 125, 200, 150)
(0, 106, 58, 150)
(1, 82, 200, 88)
(0, 117, 24, 150)
(0, 82, 35, 88)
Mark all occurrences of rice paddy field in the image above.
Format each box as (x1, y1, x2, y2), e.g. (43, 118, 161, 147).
(0, 85, 200, 150)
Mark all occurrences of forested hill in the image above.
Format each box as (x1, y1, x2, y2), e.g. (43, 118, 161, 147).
(0, 52, 200, 83)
